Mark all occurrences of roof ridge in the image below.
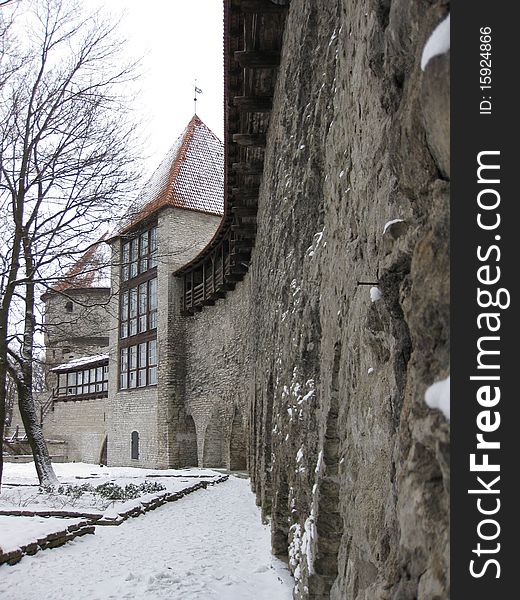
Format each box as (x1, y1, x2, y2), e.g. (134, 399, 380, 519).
(167, 115, 198, 206)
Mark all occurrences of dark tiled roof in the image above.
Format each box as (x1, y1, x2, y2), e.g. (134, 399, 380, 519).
(119, 115, 224, 233)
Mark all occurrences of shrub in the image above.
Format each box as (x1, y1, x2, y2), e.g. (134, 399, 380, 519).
(94, 480, 166, 500)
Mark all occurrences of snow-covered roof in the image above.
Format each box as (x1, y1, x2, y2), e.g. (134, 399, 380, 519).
(50, 236, 111, 293)
(117, 115, 224, 234)
(51, 354, 109, 372)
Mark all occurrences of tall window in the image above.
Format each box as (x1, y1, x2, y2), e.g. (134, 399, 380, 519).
(120, 278, 157, 338)
(119, 224, 158, 391)
(131, 431, 139, 460)
(119, 339, 157, 389)
(121, 226, 157, 281)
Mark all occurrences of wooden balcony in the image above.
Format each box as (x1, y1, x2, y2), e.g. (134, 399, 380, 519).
(181, 229, 252, 315)
(175, 0, 288, 315)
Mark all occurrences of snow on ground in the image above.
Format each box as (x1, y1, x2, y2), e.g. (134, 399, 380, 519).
(3, 461, 222, 485)
(1, 462, 223, 516)
(0, 476, 293, 600)
(0, 516, 85, 554)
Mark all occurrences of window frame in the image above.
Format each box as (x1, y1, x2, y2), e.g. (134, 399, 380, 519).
(119, 276, 157, 340)
(118, 223, 158, 391)
(119, 339, 158, 390)
(120, 224, 158, 284)
(131, 431, 139, 460)
(55, 361, 109, 399)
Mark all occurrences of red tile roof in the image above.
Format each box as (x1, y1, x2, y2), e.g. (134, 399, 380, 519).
(49, 236, 111, 293)
(119, 115, 224, 233)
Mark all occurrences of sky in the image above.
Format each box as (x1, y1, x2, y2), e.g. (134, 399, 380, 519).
(1, 0, 224, 189)
(0, 0, 225, 351)
(97, 0, 225, 181)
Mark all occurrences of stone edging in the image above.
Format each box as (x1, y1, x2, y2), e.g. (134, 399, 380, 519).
(97, 475, 229, 525)
(0, 519, 94, 566)
(0, 475, 229, 566)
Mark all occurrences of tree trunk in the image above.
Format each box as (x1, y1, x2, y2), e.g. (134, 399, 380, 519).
(15, 238, 58, 487)
(0, 366, 5, 492)
(16, 380, 58, 487)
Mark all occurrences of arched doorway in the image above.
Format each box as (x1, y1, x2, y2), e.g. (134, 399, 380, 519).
(99, 435, 107, 466)
(181, 415, 198, 467)
(203, 409, 224, 468)
(230, 408, 246, 470)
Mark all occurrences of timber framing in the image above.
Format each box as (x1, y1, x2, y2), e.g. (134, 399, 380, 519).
(175, 0, 289, 315)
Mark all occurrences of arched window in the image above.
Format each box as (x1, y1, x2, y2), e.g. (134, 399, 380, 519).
(131, 431, 139, 460)
(65, 301, 73, 313)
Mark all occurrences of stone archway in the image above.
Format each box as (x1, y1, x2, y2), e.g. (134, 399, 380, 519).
(203, 409, 225, 468)
(99, 435, 107, 466)
(229, 407, 247, 471)
(180, 415, 198, 467)
(309, 343, 343, 598)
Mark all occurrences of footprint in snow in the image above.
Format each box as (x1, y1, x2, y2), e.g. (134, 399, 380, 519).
(254, 564, 270, 573)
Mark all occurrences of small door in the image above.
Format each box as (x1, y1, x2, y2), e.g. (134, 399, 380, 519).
(131, 431, 139, 460)
(99, 436, 108, 466)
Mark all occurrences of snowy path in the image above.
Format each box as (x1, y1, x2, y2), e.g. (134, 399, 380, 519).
(0, 477, 293, 600)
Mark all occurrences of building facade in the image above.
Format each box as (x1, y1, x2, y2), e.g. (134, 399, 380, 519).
(34, 1, 450, 598)
(40, 115, 237, 468)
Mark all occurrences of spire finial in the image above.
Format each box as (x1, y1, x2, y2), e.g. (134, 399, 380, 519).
(193, 80, 203, 115)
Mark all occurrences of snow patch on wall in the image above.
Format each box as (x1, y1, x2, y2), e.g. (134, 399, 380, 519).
(421, 14, 450, 71)
(301, 509, 317, 576)
(425, 375, 450, 420)
(370, 287, 382, 302)
(383, 218, 404, 234)
(306, 230, 324, 258)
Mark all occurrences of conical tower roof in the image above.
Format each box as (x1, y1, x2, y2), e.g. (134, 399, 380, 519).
(119, 115, 224, 234)
(48, 235, 111, 293)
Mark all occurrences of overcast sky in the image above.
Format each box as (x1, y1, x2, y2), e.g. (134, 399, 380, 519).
(2, 0, 224, 183)
(99, 0, 224, 181)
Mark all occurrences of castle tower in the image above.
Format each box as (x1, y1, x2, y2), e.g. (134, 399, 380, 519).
(38, 237, 112, 463)
(106, 115, 224, 468)
(41, 238, 112, 390)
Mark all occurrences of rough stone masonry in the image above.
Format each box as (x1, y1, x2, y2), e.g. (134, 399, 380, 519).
(187, 1, 450, 598)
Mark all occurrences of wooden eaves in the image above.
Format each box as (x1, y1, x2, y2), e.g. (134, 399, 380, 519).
(174, 0, 289, 315)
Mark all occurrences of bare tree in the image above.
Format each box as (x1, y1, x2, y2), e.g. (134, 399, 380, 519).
(4, 371, 15, 427)
(0, 0, 141, 489)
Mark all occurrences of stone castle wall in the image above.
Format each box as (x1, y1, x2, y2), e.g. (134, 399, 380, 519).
(251, 1, 449, 598)
(184, 278, 251, 469)
(179, 1, 450, 598)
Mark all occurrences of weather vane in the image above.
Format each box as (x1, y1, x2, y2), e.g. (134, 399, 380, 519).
(193, 80, 203, 115)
